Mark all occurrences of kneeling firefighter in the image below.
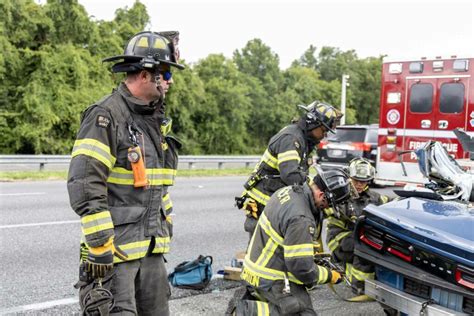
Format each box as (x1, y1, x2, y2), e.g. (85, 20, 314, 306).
(326, 158, 391, 294)
(236, 168, 351, 315)
(236, 101, 340, 240)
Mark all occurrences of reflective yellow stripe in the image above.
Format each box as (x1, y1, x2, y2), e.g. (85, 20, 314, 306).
(259, 213, 284, 245)
(162, 193, 173, 211)
(243, 257, 303, 284)
(284, 243, 314, 258)
(81, 211, 114, 236)
(114, 240, 150, 263)
(328, 231, 352, 252)
(346, 263, 353, 282)
(262, 149, 278, 169)
(381, 195, 389, 203)
(107, 167, 176, 186)
(114, 237, 171, 263)
(72, 138, 116, 169)
(324, 207, 335, 216)
(255, 238, 279, 267)
(351, 266, 375, 281)
(256, 301, 269, 316)
(246, 187, 270, 205)
(277, 150, 300, 164)
(317, 265, 330, 284)
(152, 236, 171, 254)
(326, 216, 347, 229)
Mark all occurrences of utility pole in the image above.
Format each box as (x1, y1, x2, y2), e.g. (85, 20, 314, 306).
(340, 74, 350, 125)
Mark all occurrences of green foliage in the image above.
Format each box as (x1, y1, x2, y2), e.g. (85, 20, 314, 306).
(0, 1, 384, 155)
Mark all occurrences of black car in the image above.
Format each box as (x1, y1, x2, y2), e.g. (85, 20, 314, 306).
(316, 124, 378, 169)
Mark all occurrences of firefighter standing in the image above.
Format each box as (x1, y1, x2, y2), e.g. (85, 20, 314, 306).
(236, 101, 340, 238)
(67, 31, 184, 315)
(236, 169, 351, 315)
(326, 158, 391, 294)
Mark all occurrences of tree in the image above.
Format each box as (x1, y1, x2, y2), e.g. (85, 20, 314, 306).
(192, 54, 251, 154)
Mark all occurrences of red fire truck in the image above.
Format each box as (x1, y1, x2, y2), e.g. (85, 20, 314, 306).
(375, 56, 474, 186)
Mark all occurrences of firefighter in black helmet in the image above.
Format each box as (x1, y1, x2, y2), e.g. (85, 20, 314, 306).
(236, 101, 340, 239)
(326, 158, 391, 295)
(68, 31, 184, 315)
(235, 168, 351, 315)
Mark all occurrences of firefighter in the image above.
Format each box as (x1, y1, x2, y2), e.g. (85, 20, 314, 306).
(326, 158, 391, 294)
(236, 168, 351, 315)
(67, 31, 184, 315)
(236, 101, 340, 239)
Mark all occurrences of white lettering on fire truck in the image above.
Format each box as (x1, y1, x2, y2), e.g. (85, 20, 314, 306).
(408, 141, 458, 159)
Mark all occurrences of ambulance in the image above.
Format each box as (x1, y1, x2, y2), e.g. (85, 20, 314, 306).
(375, 56, 474, 186)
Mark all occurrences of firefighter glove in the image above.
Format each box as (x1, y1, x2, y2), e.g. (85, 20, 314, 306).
(85, 237, 128, 279)
(244, 199, 259, 219)
(330, 270, 343, 284)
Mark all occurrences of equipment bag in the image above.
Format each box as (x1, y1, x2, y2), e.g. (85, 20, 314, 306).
(168, 255, 213, 290)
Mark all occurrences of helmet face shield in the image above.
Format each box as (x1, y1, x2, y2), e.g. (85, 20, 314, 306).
(349, 158, 375, 181)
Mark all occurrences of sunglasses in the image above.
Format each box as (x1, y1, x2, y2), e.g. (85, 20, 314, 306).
(161, 71, 172, 81)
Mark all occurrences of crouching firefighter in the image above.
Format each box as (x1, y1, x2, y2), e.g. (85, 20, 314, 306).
(326, 158, 391, 295)
(235, 168, 351, 315)
(236, 101, 340, 239)
(67, 30, 185, 315)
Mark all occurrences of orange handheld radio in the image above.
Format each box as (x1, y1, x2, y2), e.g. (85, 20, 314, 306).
(127, 146, 148, 188)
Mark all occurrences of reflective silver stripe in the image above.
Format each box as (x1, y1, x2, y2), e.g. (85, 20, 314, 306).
(283, 244, 314, 258)
(107, 167, 176, 186)
(113, 240, 150, 263)
(81, 211, 114, 236)
(255, 238, 278, 267)
(152, 237, 171, 254)
(277, 150, 300, 164)
(72, 138, 116, 169)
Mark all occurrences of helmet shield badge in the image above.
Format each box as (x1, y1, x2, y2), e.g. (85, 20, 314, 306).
(298, 101, 339, 133)
(103, 31, 185, 73)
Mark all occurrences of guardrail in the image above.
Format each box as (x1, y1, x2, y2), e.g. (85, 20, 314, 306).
(0, 155, 260, 171)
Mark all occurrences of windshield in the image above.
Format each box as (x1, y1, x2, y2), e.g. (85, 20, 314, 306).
(327, 128, 366, 142)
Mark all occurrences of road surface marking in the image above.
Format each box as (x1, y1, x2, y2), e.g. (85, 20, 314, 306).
(0, 297, 78, 315)
(0, 220, 79, 229)
(0, 192, 46, 196)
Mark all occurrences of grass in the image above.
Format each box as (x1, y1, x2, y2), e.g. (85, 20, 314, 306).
(0, 168, 253, 181)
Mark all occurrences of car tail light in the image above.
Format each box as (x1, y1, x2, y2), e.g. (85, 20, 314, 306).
(359, 226, 383, 250)
(352, 142, 372, 151)
(387, 246, 413, 262)
(455, 265, 474, 290)
(319, 141, 328, 149)
(386, 235, 413, 262)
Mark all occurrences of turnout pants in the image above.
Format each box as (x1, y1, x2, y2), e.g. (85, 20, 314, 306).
(331, 234, 374, 293)
(80, 253, 170, 316)
(236, 281, 317, 316)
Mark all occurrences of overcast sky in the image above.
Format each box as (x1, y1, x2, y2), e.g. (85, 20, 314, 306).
(78, 0, 473, 69)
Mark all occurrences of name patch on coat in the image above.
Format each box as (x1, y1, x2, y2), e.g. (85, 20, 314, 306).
(96, 115, 111, 128)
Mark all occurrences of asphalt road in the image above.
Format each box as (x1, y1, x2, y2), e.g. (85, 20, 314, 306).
(0, 177, 391, 315)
